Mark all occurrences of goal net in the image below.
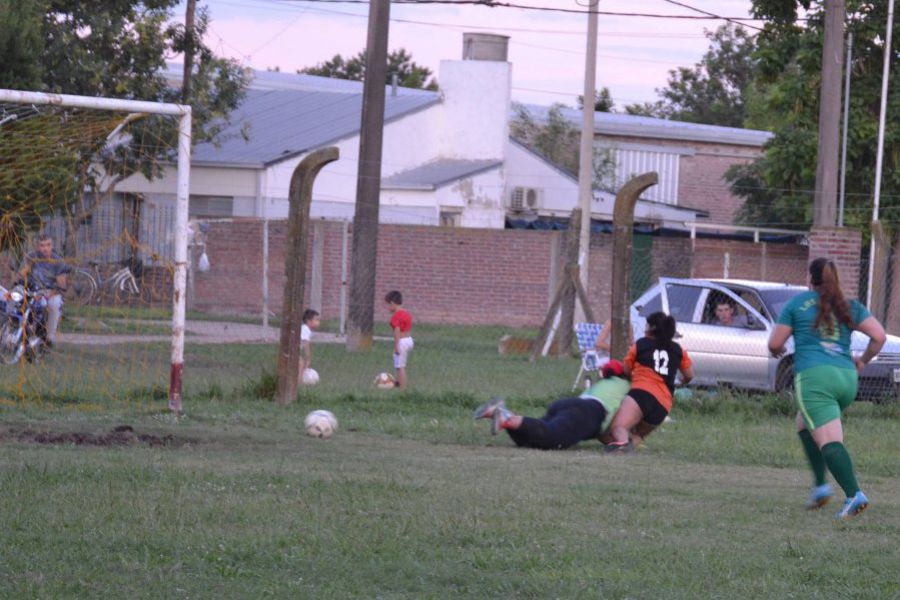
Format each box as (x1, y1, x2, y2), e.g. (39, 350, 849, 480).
(0, 90, 190, 410)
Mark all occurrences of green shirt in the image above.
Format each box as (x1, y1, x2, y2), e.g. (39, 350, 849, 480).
(580, 376, 630, 432)
(776, 290, 870, 373)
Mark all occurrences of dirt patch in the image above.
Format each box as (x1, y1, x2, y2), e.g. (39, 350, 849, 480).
(2, 425, 192, 448)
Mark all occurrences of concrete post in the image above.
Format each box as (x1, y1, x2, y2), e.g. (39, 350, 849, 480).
(276, 147, 339, 406)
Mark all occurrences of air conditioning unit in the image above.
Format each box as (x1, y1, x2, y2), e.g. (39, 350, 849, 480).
(508, 187, 542, 211)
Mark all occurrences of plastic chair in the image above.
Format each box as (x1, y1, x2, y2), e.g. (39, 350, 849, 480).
(572, 322, 609, 391)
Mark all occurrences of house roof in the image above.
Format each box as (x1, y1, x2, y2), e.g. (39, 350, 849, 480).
(382, 159, 502, 190)
(190, 87, 440, 168)
(516, 103, 773, 147)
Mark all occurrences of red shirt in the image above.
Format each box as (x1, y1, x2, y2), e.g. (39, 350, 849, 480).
(390, 309, 412, 333)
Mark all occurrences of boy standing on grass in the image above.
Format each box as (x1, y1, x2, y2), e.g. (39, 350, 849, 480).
(299, 309, 320, 378)
(385, 290, 413, 389)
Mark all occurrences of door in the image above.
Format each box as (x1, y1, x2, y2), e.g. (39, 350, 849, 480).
(660, 278, 771, 389)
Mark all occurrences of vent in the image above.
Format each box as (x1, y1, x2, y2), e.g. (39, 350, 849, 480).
(508, 187, 541, 211)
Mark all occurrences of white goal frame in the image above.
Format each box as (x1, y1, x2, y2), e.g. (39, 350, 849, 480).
(0, 89, 192, 412)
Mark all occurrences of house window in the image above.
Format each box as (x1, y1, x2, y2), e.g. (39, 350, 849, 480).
(189, 195, 233, 218)
(597, 144, 683, 205)
(439, 210, 461, 227)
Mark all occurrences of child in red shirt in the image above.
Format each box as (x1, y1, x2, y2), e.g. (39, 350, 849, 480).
(385, 290, 414, 389)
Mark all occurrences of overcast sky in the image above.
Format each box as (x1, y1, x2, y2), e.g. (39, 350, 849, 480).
(179, 0, 762, 108)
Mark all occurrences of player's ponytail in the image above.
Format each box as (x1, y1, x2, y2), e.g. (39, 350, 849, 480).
(646, 311, 677, 343)
(809, 257, 853, 335)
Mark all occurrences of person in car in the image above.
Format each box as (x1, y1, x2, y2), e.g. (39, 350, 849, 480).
(768, 257, 886, 520)
(712, 298, 748, 328)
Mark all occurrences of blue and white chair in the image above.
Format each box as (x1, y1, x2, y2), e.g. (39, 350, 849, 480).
(572, 322, 609, 391)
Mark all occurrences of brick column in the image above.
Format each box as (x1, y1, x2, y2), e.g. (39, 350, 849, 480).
(807, 227, 863, 299)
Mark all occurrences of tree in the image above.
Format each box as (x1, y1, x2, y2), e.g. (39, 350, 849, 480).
(510, 103, 616, 193)
(301, 48, 438, 90)
(0, 0, 43, 90)
(727, 0, 900, 236)
(624, 24, 757, 127)
(577, 87, 615, 112)
(0, 1, 249, 252)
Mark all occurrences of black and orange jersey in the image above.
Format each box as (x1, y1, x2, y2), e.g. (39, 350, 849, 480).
(624, 337, 692, 411)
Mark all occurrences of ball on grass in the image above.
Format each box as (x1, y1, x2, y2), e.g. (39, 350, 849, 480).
(374, 372, 395, 389)
(304, 409, 337, 438)
(302, 368, 320, 385)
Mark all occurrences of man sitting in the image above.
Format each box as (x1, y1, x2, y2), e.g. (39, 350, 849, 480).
(712, 299, 748, 328)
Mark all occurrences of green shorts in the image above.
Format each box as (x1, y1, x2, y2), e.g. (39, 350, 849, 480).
(794, 364, 858, 430)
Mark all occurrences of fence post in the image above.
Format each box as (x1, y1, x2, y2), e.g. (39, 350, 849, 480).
(276, 147, 339, 406)
(610, 172, 658, 361)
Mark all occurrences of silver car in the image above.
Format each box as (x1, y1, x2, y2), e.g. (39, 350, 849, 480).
(630, 278, 900, 401)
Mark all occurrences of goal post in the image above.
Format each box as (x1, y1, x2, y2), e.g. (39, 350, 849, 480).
(0, 89, 191, 412)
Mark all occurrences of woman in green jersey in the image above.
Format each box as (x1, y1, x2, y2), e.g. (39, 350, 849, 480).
(768, 258, 886, 520)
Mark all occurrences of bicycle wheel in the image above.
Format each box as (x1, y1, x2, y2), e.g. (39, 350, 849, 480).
(65, 269, 97, 306)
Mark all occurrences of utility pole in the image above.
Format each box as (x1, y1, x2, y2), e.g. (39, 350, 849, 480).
(181, 0, 197, 104)
(576, 0, 599, 322)
(813, 0, 846, 227)
(838, 32, 852, 228)
(346, 0, 391, 351)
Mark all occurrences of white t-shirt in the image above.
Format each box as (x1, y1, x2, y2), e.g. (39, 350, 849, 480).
(300, 324, 312, 342)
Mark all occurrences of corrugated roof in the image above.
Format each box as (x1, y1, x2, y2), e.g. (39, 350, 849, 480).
(190, 88, 439, 167)
(516, 103, 773, 147)
(381, 159, 502, 190)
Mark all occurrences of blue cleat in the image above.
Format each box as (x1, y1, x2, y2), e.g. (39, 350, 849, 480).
(835, 491, 869, 520)
(473, 397, 506, 420)
(805, 483, 834, 510)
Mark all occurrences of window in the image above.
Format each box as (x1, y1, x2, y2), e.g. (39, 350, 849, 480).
(664, 284, 702, 323)
(189, 195, 233, 218)
(638, 292, 662, 317)
(439, 210, 461, 227)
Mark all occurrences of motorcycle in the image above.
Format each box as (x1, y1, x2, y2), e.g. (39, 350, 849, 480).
(0, 284, 51, 364)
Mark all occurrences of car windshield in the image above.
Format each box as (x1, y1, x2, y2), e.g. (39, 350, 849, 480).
(758, 288, 804, 320)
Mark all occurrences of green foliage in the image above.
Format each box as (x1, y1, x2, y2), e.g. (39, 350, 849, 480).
(624, 24, 757, 127)
(732, 0, 900, 233)
(0, 0, 248, 250)
(300, 47, 438, 90)
(576, 87, 615, 112)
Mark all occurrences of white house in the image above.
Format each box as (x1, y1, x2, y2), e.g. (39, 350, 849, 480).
(112, 32, 708, 250)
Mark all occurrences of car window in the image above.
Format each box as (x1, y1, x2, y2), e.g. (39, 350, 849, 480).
(664, 284, 702, 323)
(638, 292, 662, 317)
(759, 288, 804, 320)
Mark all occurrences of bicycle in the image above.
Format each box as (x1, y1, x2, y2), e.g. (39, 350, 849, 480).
(65, 260, 141, 306)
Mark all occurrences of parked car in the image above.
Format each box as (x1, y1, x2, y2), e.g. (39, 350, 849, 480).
(630, 278, 900, 402)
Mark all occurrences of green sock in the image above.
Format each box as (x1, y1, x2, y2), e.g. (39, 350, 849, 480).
(798, 430, 827, 486)
(821, 442, 860, 497)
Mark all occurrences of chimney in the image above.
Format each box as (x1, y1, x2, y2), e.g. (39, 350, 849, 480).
(437, 33, 512, 161)
(462, 33, 510, 62)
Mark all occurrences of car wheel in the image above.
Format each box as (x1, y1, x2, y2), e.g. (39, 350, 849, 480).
(775, 358, 795, 400)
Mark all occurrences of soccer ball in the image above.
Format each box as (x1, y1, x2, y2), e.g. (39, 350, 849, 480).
(302, 368, 320, 385)
(304, 409, 337, 438)
(374, 372, 396, 389)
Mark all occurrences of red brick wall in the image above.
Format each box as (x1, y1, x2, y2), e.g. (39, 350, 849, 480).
(193, 220, 811, 326)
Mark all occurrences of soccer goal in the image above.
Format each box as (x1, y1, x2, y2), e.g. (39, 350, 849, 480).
(0, 89, 191, 411)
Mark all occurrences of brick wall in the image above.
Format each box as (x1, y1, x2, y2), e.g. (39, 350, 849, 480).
(808, 227, 863, 299)
(193, 219, 812, 327)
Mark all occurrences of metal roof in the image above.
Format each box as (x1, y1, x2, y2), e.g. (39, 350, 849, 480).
(381, 159, 502, 190)
(516, 103, 773, 147)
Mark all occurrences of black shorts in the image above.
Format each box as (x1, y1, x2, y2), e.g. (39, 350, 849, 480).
(628, 388, 669, 426)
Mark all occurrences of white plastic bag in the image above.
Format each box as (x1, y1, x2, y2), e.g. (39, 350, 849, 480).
(197, 251, 210, 272)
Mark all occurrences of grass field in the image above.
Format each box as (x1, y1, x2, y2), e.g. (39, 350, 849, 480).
(0, 323, 898, 598)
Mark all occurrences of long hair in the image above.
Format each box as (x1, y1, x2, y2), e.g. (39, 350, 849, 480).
(646, 311, 677, 343)
(809, 257, 853, 335)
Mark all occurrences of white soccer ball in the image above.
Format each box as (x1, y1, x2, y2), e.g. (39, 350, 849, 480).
(304, 409, 337, 439)
(302, 368, 320, 385)
(374, 372, 395, 389)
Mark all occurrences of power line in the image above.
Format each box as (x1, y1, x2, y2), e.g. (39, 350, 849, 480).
(658, 0, 765, 32)
(271, 0, 773, 21)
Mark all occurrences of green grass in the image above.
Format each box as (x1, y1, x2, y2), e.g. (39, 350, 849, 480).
(0, 324, 898, 597)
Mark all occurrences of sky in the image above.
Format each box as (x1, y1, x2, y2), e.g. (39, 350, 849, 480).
(175, 0, 763, 108)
